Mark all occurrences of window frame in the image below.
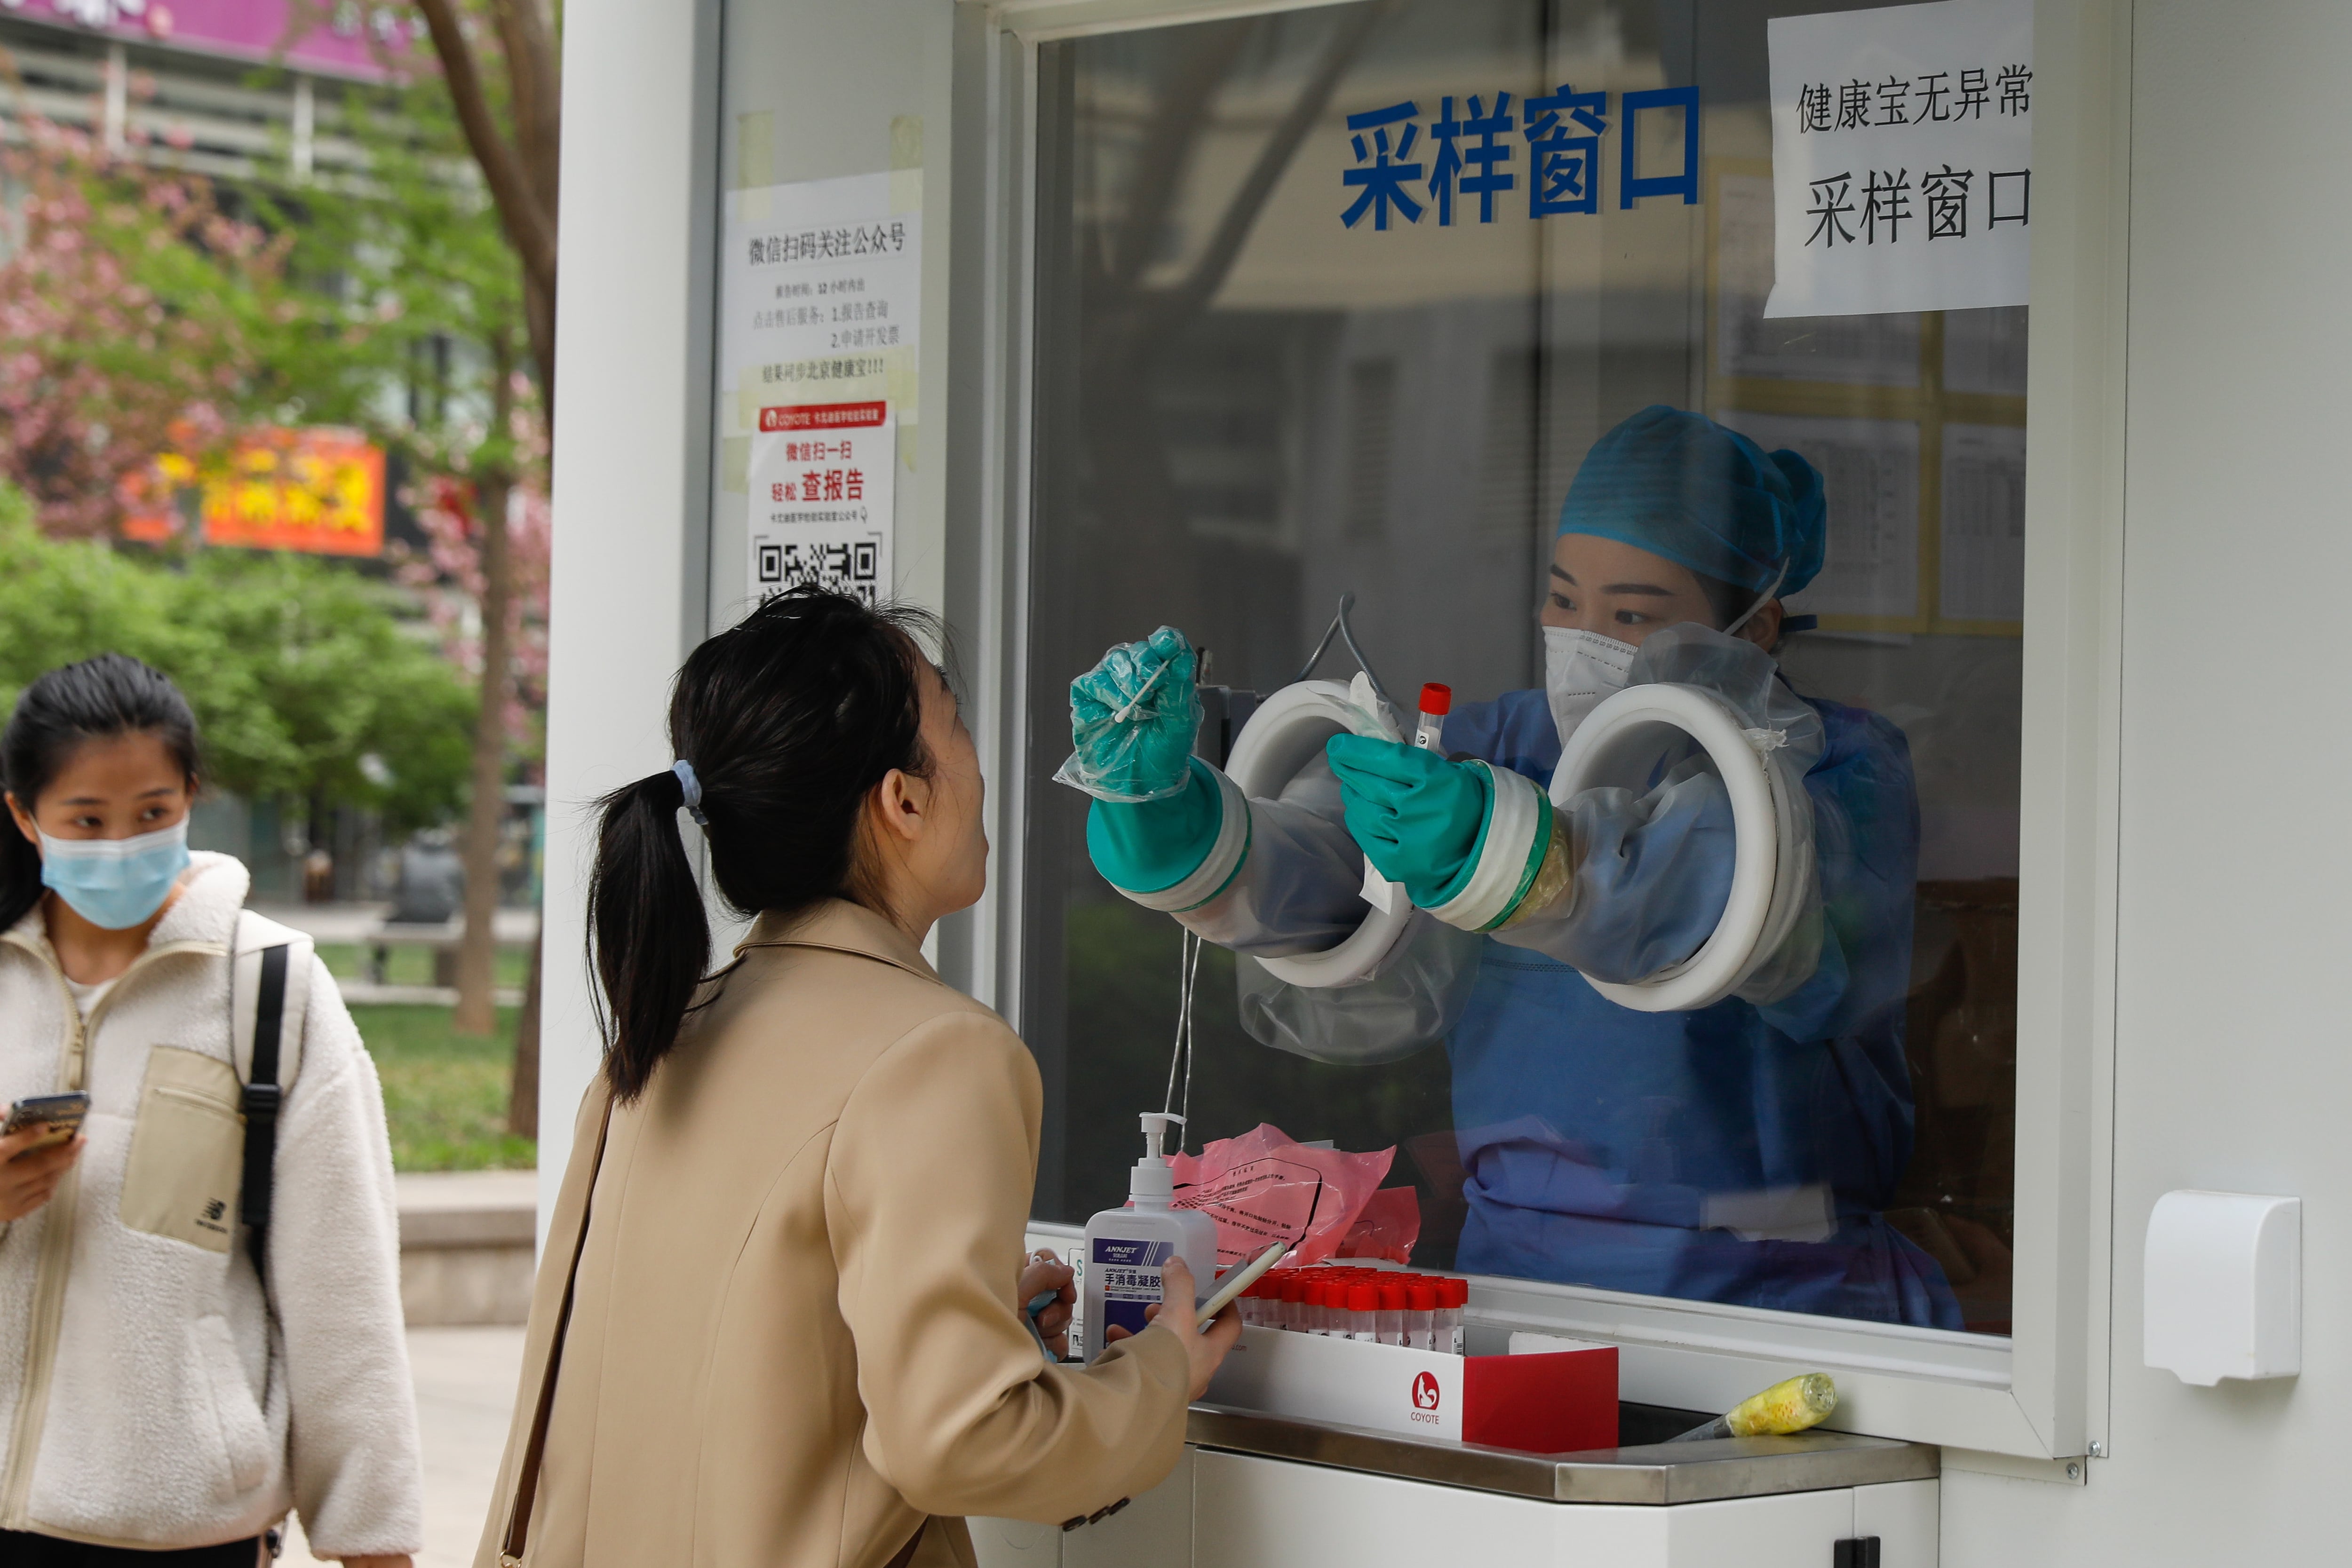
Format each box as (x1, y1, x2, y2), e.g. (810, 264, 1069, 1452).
(951, 0, 2130, 1463)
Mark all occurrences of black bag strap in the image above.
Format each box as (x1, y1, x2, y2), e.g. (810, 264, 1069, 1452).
(239, 942, 289, 1273)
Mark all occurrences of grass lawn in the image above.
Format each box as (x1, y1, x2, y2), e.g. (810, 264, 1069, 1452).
(317, 942, 532, 989)
(347, 1002, 536, 1172)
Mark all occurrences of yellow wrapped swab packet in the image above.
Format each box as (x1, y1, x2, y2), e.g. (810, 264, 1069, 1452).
(1663, 1373, 1838, 1443)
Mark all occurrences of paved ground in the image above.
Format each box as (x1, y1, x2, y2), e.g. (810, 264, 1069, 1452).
(282, 1325, 528, 1568)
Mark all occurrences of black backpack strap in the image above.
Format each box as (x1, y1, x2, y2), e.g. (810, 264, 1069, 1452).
(240, 942, 290, 1273)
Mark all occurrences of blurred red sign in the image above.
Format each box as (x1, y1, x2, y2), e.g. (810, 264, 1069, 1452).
(121, 428, 386, 557)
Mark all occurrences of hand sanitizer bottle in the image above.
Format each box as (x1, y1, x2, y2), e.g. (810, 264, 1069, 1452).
(1079, 1113, 1221, 1363)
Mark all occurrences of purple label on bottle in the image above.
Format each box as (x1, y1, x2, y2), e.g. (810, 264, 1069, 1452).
(1090, 1237, 1173, 1267)
(1092, 1237, 1173, 1338)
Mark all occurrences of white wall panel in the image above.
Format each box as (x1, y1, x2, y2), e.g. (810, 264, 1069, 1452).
(537, 0, 720, 1222)
(1949, 0, 2352, 1556)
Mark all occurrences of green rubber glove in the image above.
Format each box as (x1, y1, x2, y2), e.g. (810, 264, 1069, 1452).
(1056, 626, 1200, 802)
(1087, 758, 1224, 894)
(1326, 734, 1493, 908)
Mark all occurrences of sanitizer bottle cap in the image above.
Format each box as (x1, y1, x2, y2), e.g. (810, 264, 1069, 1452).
(1130, 1112, 1185, 1204)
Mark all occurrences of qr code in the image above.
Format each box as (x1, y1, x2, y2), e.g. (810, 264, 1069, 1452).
(755, 533, 882, 607)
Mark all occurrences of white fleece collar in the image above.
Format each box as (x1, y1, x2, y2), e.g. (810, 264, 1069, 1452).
(145, 852, 248, 949)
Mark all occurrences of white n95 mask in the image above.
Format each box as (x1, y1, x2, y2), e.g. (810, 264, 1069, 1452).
(1543, 626, 1637, 746)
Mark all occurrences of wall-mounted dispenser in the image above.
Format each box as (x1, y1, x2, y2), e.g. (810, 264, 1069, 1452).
(2143, 1190, 2301, 1386)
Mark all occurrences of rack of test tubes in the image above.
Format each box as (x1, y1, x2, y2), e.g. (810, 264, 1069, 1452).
(1234, 1263, 1470, 1353)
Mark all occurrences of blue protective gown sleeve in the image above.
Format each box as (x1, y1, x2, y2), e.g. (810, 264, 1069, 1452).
(1492, 771, 1737, 982)
(1747, 706, 1920, 1044)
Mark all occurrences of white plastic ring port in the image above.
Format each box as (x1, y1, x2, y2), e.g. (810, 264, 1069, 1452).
(1223, 678, 1417, 989)
(1547, 681, 1794, 1013)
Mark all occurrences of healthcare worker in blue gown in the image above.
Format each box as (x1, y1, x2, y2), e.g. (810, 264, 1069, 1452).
(1059, 406, 1959, 1330)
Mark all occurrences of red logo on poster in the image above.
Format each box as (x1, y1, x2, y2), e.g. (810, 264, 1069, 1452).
(1411, 1371, 1441, 1411)
(759, 401, 887, 431)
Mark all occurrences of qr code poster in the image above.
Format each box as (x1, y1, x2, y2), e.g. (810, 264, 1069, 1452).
(752, 533, 886, 604)
(746, 399, 895, 607)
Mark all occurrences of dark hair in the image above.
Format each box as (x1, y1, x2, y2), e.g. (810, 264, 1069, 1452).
(0, 653, 203, 932)
(586, 586, 947, 1102)
(1694, 571, 1758, 632)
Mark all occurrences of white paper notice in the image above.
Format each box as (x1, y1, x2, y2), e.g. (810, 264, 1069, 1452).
(720, 171, 921, 604)
(747, 401, 894, 607)
(1764, 0, 2033, 318)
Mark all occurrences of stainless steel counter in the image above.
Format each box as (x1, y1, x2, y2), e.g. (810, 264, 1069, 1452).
(1184, 1402, 1939, 1505)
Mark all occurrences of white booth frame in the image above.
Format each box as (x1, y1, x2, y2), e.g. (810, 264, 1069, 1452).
(948, 0, 2135, 1465)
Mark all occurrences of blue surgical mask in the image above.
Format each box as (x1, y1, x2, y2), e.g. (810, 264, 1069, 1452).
(38, 819, 191, 930)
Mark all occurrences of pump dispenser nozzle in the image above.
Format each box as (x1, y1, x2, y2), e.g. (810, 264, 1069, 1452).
(1138, 1112, 1184, 1161)
(1130, 1113, 1186, 1207)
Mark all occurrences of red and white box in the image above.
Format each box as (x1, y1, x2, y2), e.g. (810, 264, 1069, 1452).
(1204, 1326, 1619, 1453)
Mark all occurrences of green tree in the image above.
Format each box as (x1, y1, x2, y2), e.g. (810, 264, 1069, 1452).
(259, 27, 549, 1045)
(0, 485, 475, 834)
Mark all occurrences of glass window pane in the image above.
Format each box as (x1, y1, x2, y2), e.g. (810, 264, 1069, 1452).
(1024, 0, 2022, 1338)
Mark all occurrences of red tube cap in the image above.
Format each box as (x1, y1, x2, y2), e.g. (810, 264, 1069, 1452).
(1346, 1283, 1379, 1312)
(1406, 1283, 1438, 1311)
(1378, 1281, 1407, 1310)
(1441, 1278, 1470, 1308)
(1418, 682, 1453, 716)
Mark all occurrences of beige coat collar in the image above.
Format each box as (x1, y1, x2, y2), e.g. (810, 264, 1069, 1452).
(735, 897, 940, 984)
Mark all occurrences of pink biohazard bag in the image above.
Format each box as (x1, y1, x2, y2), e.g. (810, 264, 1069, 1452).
(1168, 1124, 1394, 1269)
(1335, 1185, 1423, 1265)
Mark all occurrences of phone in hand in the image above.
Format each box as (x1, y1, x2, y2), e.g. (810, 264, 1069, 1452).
(1194, 1243, 1287, 1332)
(3, 1093, 90, 1155)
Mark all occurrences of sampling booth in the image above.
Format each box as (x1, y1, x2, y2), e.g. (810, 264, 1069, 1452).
(539, 0, 2342, 1560)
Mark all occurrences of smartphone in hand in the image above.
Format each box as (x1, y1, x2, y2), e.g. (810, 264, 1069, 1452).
(3, 1093, 90, 1155)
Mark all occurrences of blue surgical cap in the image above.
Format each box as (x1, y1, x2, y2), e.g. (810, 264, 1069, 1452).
(1556, 406, 1827, 598)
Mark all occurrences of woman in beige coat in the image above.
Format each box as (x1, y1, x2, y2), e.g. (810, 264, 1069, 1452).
(479, 588, 1239, 1568)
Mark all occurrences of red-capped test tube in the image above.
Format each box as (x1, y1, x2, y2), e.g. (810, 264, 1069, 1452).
(1439, 1277, 1469, 1354)
(1414, 683, 1452, 751)
(1346, 1283, 1381, 1343)
(1405, 1281, 1438, 1351)
(1376, 1281, 1408, 1346)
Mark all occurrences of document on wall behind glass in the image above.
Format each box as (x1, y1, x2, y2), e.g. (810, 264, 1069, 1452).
(720, 172, 920, 604)
(1715, 172, 1919, 386)
(1717, 412, 1920, 620)
(1940, 423, 2026, 621)
(1765, 0, 2033, 318)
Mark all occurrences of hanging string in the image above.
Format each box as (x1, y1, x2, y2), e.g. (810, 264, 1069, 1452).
(1290, 591, 1396, 706)
(1179, 930, 1200, 1145)
(1162, 927, 1203, 1153)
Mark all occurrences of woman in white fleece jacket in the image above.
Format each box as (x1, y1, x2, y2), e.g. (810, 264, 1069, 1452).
(0, 654, 421, 1567)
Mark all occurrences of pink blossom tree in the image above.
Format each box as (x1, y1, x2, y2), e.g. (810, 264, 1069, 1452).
(0, 118, 323, 536)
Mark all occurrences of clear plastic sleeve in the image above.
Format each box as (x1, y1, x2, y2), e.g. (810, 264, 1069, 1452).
(1233, 911, 1483, 1066)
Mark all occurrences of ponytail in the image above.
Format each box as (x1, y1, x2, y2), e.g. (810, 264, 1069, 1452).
(586, 766, 711, 1102)
(585, 587, 943, 1102)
